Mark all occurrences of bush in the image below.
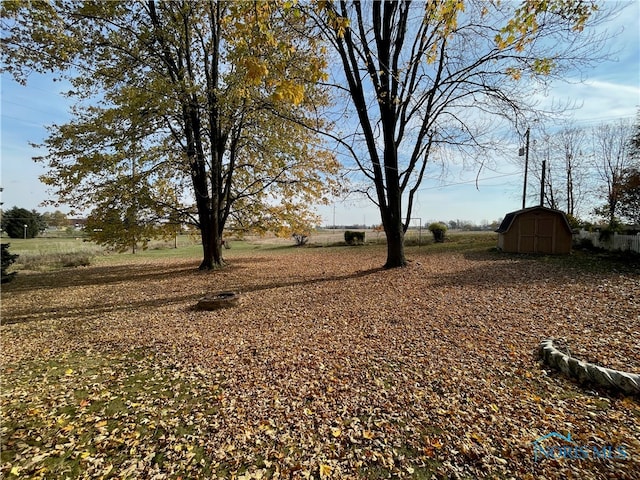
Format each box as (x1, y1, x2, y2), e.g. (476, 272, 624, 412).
(565, 214, 582, 230)
(427, 222, 448, 243)
(59, 252, 93, 268)
(575, 237, 596, 251)
(1, 243, 19, 283)
(599, 218, 624, 241)
(292, 233, 309, 246)
(344, 231, 365, 245)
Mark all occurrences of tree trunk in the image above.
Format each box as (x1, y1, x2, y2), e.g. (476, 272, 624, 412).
(380, 87, 405, 267)
(382, 191, 406, 268)
(199, 227, 215, 270)
(199, 225, 223, 270)
(197, 199, 224, 270)
(384, 220, 406, 268)
(198, 231, 224, 270)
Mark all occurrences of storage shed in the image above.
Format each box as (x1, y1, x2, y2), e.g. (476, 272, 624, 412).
(495, 206, 572, 254)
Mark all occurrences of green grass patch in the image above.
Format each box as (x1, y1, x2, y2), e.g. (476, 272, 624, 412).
(1, 349, 223, 479)
(416, 231, 498, 252)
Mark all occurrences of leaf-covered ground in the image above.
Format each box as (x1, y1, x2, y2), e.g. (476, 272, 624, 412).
(1, 246, 639, 479)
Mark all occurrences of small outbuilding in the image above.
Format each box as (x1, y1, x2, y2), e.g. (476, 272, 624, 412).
(495, 206, 572, 254)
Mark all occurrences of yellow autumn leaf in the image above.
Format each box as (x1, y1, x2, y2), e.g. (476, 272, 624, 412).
(272, 80, 305, 105)
(362, 430, 375, 439)
(10, 466, 21, 476)
(505, 67, 521, 81)
(319, 463, 332, 478)
(65, 368, 74, 375)
(330, 427, 342, 437)
(80, 451, 91, 459)
(243, 57, 269, 85)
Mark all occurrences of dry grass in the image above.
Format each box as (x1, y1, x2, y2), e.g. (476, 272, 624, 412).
(1, 245, 639, 479)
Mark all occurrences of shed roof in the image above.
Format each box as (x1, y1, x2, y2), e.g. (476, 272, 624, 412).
(495, 206, 572, 234)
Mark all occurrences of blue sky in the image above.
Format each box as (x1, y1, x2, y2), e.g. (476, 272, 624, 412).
(1, 2, 639, 226)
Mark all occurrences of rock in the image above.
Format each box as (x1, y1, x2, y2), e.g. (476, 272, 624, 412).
(196, 291, 239, 310)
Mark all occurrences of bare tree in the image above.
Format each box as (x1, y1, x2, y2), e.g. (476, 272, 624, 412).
(559, 127, 590, 217)
(530, 125, 590, 217)
(592, 119, 634, 224)
(312, 0, 610, 267)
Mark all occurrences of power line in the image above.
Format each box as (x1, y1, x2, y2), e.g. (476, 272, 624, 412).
(417, 171, 521, 191)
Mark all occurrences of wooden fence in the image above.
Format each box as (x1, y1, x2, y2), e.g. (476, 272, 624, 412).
(575, 229, 640, 253)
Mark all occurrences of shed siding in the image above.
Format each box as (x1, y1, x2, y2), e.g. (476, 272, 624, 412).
(497, 208, 571, 254)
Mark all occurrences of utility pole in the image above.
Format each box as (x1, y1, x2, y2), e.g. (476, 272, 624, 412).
(521, 128, 530, 210)
(333, 204, 336, 230)
(540, 160, 546, 207)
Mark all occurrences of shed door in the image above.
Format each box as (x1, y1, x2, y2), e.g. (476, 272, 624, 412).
(518, 217, 536, 252)
(517, 215, 556, 253)
(536, 217, 555, 253)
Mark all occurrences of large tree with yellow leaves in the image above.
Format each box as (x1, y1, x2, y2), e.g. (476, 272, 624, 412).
(1, 1, 337, 268)
(313, 0, 610, 268)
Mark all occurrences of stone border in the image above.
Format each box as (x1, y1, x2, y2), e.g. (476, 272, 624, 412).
(539, 339, 640, 396)
(196, 291, 239, 311)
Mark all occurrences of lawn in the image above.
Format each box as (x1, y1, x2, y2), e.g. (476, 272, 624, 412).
(1, 236, 639, 479)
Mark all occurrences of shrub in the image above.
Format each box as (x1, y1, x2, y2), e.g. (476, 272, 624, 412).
(427, 222, 448, 243)
(344, 231, 365, 245)
(292, 233, 309, 246)
(59, 252, 93, 268)
(565, 214, 582, 230)
(599, 218, 624, 242)
(1, 243, 19, 283)
(575, 237, 596, 251)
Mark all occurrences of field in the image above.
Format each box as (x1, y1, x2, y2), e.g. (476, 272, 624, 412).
(1, 233, 639, 479)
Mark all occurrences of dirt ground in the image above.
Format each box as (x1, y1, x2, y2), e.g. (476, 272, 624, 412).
(1, 246, 639, 479)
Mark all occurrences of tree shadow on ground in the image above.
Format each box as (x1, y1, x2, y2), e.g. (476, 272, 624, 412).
(1, 258, 385, 325)
(2, 291, 204, 325)
(427, 250, 638, 290)
(3, 261, 201, 292)
(3, 253, 361, 294)
(235, 266, 385, 295)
